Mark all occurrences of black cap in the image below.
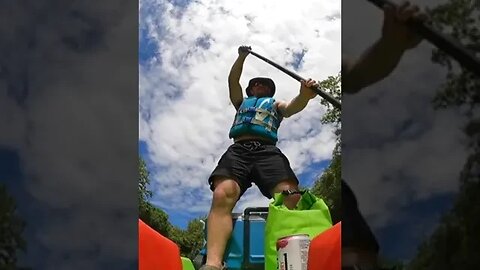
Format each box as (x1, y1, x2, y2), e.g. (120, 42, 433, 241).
(246, 77, 276, 97)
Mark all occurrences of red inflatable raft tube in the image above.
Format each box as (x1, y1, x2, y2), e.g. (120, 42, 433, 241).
(138, 219, 182, 270)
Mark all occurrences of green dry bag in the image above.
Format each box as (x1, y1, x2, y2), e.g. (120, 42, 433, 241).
(264, 190, 333, 270)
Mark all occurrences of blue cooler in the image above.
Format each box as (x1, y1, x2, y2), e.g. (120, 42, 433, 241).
(194, 207, 268, 270)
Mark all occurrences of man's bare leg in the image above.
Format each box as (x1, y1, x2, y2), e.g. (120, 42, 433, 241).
(204, 177, 241, 269)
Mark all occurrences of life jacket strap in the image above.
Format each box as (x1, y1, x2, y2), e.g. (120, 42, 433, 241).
(233, 117, 278, 132)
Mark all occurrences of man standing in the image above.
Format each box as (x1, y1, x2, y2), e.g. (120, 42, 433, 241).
(199, 45, 319, 270)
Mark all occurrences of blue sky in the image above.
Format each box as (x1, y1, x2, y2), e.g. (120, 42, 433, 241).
(138, 0, 341, 230)
(139, 27, 158, 66)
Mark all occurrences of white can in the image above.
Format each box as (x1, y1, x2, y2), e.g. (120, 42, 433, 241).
(276, 234, 310, 270)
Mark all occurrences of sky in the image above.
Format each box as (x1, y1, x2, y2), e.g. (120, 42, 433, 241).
(138, 0, 341, 229)
(342, 0, 471, 262)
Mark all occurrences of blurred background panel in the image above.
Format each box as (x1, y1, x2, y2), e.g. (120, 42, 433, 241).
(341, 0, 479, 268)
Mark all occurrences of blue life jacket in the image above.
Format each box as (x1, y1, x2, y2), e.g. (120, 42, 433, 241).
(229, 96, 282, 143)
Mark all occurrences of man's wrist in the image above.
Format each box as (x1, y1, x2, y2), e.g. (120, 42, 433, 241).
(298, 91, 313, 101)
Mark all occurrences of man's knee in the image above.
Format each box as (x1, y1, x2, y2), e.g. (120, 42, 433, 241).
(212, 178, 241, 208)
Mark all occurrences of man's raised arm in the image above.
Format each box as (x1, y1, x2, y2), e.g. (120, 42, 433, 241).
(228, 46, 251, 110)
(277, 79, 318, 118)
(342, 2, 425, 94)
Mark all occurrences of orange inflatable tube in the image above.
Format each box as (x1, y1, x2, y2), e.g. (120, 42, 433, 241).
(307, 222, 341, 270)
(138, 219, 183, 270)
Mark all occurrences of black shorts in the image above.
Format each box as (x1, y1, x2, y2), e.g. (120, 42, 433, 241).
(208, 139, 298, 199)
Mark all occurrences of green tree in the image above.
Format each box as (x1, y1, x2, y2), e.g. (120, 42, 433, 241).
(138, 156, 171, 237)
(139, 157, 152, 209)
(139, 203, 172, 238)
(408, 160, 480, 269)
(180, 219, 205, 259)
(0, 184, 27, 269)
(138, 155, 205, 259)
(310, 142, 341, 222)
(319, 73, 341, 127)
(310, 73, 342, 222)
(426, 0, 479, 110)
(169, 218, 205, 259)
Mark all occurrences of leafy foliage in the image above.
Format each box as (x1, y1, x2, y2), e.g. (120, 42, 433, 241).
(319, 73, 342, 128)
(138, 157, 152, 207)
(426, 0, 480, 110)
(409, 159, 480, 269)
(169, 219, 205, 259)
(0, 184, 27, 269)
(310, 73, 342, 222)
(139, 202, 172, 238)
(138, 156, 171, 237)
(310, 143, 341, 222)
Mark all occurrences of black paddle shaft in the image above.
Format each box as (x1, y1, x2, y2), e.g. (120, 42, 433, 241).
(247, 49, 342, 110)
(366, 0, 480, 77)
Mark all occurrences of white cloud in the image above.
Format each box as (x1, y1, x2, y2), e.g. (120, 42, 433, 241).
(140, 0, 340, 219)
